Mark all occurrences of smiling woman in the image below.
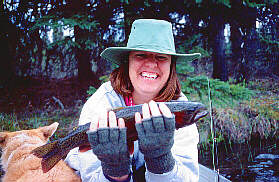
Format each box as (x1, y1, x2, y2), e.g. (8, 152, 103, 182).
(65, 19, 202, 182)
(110, 52, 181, 103)
(128, 51, 171, 104)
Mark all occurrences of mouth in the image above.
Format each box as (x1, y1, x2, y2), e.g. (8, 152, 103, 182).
(140, 71, 159, 80)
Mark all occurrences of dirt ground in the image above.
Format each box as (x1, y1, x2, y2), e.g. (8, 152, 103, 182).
(0, 77, 99, 114)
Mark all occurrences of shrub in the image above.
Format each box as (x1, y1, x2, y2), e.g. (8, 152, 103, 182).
(181, 75, 255, 106)
(87, 86, 97, 97)
(182, 76, 278, 144)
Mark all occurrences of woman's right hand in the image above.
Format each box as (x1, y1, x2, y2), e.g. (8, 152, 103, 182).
(87, 111, 131, 180)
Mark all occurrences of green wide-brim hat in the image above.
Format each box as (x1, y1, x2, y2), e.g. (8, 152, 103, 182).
(101, 19, 201, 65)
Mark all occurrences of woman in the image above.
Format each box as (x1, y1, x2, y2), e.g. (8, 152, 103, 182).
(65, 19, 201, 182)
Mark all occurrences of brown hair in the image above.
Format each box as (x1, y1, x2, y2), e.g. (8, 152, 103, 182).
(110, 57, 181, 102)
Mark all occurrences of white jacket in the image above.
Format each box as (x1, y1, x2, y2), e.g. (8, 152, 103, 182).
(65, 81, 199, 182)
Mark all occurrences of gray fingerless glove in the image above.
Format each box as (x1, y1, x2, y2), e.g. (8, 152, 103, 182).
(135, 115, 176, 174)
(87, 127, 130, 177)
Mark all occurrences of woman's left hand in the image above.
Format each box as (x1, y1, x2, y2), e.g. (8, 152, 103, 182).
(135, 100, 176, 174)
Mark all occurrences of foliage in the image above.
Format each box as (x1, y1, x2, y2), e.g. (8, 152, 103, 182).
(181, 76, 278, 144)
(3, 0, 279, 82)
(87, 86, 97, 97)
(186, 76, 279, 145)
(245, 96, 279, 124)
(0, 110, 78, 141)
(176, 61, 195, 75)
(177, 34, 210, 58)
(181, 75, 255, 106)
(258, 34, 279, 54)
(191, 46, 211, 58)
(31, 14, 100, 50)
(195, 0, 278, 7)
(248, 78, 279, 94)
(176, 34, 210, 76)
(243, 0, 278, 7)
(212, 95, 279, 143)
(194, 0, 230, 7)
(99, 75, 110, 83)
(86, 74, 111, 97)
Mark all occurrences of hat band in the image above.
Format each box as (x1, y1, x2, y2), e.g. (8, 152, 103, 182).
(127, 44, 176, 54)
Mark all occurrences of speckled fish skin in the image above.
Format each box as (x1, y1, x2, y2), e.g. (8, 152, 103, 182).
(33, 123, 91, 173)
(32, 101, 208, 173)
(115, 101, 204, 120)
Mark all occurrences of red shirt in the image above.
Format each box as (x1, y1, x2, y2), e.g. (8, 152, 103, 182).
(124, 95, 135, 155)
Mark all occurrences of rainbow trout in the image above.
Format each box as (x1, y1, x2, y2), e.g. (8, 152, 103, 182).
(32, 101, 208, 173)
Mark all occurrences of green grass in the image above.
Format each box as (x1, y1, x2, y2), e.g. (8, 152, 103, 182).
(0, 109, 80, 140)
(180, 76, 279, 145)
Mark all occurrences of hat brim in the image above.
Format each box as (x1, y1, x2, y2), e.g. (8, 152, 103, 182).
(100, 47, 201, 65)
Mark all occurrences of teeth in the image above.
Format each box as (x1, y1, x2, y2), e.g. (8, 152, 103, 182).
(141, 72, 158, 80)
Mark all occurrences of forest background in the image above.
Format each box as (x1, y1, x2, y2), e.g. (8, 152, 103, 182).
(1, 0, 279, 181)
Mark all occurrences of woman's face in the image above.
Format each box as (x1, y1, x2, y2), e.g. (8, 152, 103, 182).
(129, 51, 171, 97)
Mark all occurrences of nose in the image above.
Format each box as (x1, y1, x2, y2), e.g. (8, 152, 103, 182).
(144, 56, 158, 68)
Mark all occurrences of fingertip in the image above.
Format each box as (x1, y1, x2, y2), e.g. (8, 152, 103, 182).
(90, 121, 98, 131)
(159, 102, 172, 118)
(142, 103, 151, 119)
(135, 112, 142, 123)
(109, 111, 117, 128)
(142, 103, 149, 109)
(149, 100, 156, 105)
(109, 110, 115, 117)
(118, 118, 125, 128)
(148, 100, 156, 109)
(149, 100, 161, 117)
(98, 111, 108, 128)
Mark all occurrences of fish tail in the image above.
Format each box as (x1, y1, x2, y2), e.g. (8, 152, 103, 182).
(32, 140, 64, 173)
(32, 140, 59, 158)
(41, 152, 64, 173)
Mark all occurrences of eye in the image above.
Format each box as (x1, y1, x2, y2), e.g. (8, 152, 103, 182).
(135, 54, 147, 59)
(155, 55, 169, 61)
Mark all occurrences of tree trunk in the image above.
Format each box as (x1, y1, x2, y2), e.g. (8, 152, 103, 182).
(123, 3, 134, 44)
(74, 25, 100, 88)
(236, 6, 257, 82)
(230, 0, 245, 82)
(74, 26, 92, 80)
(0, 4, 15, 86)
(68, 0, 100, 86)
(210, 15, 227, 81)
(0, 33, 14, 86)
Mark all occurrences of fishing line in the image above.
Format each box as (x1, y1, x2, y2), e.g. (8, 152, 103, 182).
(207, 77, 219, 182)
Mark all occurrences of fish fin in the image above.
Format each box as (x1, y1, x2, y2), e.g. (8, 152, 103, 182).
(41, 152, 64, 173)
(32, 140, 59, 158)
(193, 110, 208, 122)
(32, 140, 65, 172)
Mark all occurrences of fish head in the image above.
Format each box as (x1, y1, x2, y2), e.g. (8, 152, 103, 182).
(174, 104, 208, 128)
